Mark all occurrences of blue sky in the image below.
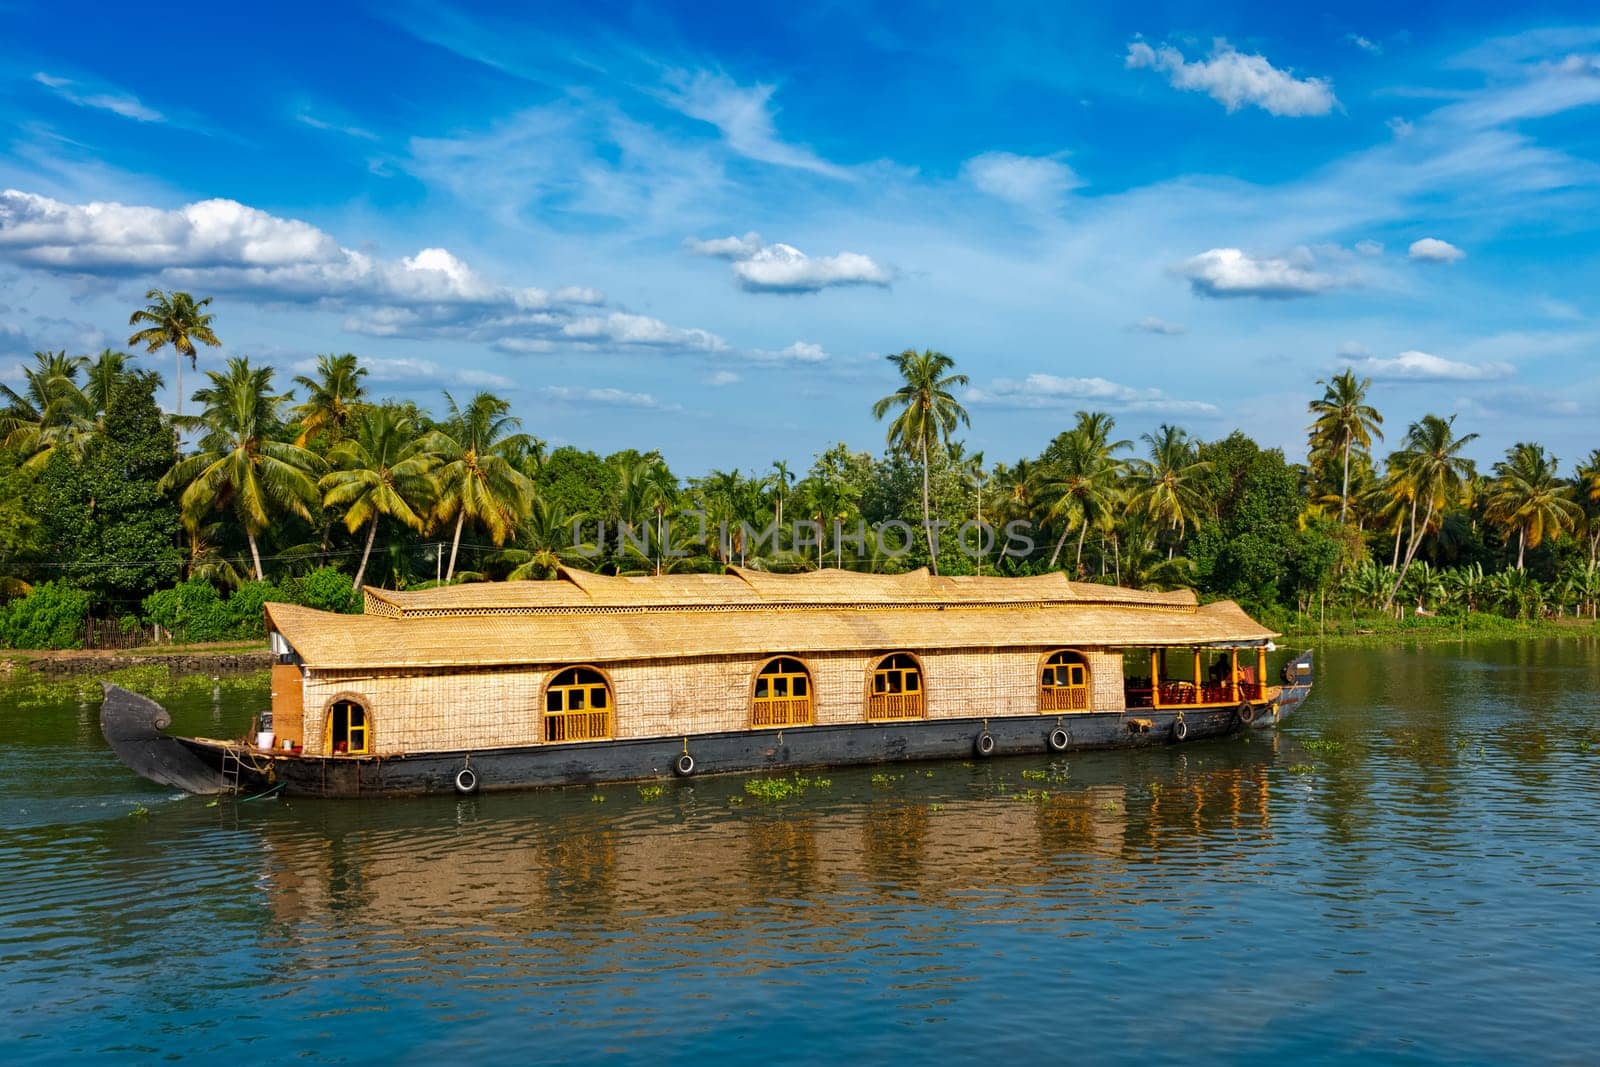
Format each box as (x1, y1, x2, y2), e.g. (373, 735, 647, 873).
(3, 1, 1599, 475)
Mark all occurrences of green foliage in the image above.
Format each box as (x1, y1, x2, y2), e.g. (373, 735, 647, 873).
(1190, 433, 1305, 609)
(39, 372, 182, 608)
(290, 567, 358, 614)
(0, 581, 90, 649)
(141, 578, 234, 643)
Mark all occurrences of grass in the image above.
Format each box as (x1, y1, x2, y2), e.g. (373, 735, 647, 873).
(1280, 611, 1599, 649)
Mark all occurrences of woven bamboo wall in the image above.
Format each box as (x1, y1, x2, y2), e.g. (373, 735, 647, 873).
(298, 644, 1130, 756)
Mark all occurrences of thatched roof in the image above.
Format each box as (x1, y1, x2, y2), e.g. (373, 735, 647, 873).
(266, 568, 1276, 671)
(362, 565, 1197, 617)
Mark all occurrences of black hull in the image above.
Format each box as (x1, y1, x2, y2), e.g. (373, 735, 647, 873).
(102, 678, 1316, 799)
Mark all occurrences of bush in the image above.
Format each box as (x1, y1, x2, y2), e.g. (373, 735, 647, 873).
(294, 567, 358, 614)
(141, 578, 233, 643)
(0, 581, 90, 649)
(225, 580, 281, 638)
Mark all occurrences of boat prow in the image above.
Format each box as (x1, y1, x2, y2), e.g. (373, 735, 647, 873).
(100, 683, 230, 795)
(1254, 649, 1315, 729)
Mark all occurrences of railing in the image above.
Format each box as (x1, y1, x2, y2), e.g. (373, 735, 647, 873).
(1123, 681, 1268, 709)
(752, 697, 813, 727)
(867, 693, 925, 721)
(544, 709, 612, 742)
(1041, 686, 1090, 712)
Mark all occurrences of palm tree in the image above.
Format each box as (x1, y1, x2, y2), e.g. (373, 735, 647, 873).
(127, 289, 220, 427)
(162, 357, 322, 580)
(1382, 414, 1478, 612)
(422, 392, 534, 582)
(1573, 449, 1600, 572)
(1308, 370, 1384, 525)
(291, 353, 369, 447)
(1128, 424, 1211, 557)
(320, 405, 437, 590)
(0, 350, 94, 470)
(872, 349, 969, 574)
(768, 459, 795, 547)
(1486, 442, 1581, 571)
(1042, 411, 1129, 572)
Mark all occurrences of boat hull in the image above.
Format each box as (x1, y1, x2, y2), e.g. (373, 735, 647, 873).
(100, 655, 1316, 798)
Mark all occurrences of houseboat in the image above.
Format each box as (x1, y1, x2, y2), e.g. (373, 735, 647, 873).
(100, 566, 1314, 798)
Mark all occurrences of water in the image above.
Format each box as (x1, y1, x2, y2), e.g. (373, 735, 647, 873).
(3, 641, 1599, 1064)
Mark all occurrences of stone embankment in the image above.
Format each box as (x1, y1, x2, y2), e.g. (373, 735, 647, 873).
(2, 646, 272, 677)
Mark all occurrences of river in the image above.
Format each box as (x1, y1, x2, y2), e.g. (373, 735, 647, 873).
(3, 640, 1598, 1064)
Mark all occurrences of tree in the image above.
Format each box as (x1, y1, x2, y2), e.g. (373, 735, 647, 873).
(1576, 449, 1600, 572)
(872, 349, 969, 574)
(1382, 414, 1478, 612)
(39, 370, 182, 607)
(0, 350, 94, 471)
(1128, 423, 1210, 558)
(768, 459, 795, 547)
(1308, 369, 1384, 525)
(320, 405, 436, 590)
(291, 353, 369, 447)
(1041, 411, 1128, 572)
(1486, 442, 1581, 571)
(163, 357, 322, 580)
(127, 289, 220, 428)
(423, 392, 533, 581)
(1190, 432, 1303, 608)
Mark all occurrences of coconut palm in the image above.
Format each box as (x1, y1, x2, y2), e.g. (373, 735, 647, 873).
(1572, 449, 1600, 572)
(163, 357, 323, 580)
(127, 289, 220, 425)
(0, 350, 94, 470)
(768, 460, 794, 544)
(422, 392, 534, 582)
(291, 353, 369, 447)
(320, 405, 437, 590)
(1042, 412, 1129, 572)
(872, 349, 969, 574)
(1127, 424, 1211, 557)
(1485, 442, 1582, 571)
(1308, 370, 1384, 525)
(1382, 414, 1479, 612)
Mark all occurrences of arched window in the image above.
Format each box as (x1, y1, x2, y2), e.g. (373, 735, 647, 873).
(752, 657, 814, 727)
(1040, 650, 1091, 712)
(325, 699, 370, 755)
(868, 653, 925, 721)
(544, 666, 613, 742)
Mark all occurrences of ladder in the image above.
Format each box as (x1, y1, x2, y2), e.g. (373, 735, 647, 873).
(220, 747, 243, 795)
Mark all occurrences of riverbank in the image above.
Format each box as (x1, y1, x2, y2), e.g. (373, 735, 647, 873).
(1281, 612, 1600, 648)
(1, 640, 271, 678)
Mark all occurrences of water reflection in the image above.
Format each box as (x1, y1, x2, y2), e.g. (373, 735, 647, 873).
(2, 639, 1599, 1063)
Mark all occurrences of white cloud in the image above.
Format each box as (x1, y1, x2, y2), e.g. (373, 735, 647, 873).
(0, 189, 725, 353)
(1345, 349, 1512, 381)
(1354, 239, 1385, 256)
(541, 385, 676, 410)
(1132, 315, 1187, 335)
(1178, 247, 1348, 298)
(560, 312, 727, 351)
(659, 71, 851, 179)
(1346, 34, 1382, 56)
(961, 152, 1083, 210)
(1409, 237, 1466, 262)
(293, 355, 515, 391)
(33, 72, 165, 124)
(1126, 38, 1338, 117)
(967, 373, 1218, 414)
(1387, 116, 1415, 137)
(686, 232, 892, 294)
(747, 340, 829, 363)
(294, 111, 379, 141)
(705, 370, 741, 386)
(683, 232, 763, 259)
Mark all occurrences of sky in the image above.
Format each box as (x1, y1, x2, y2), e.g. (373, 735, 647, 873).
(2, 0, 1599, 475)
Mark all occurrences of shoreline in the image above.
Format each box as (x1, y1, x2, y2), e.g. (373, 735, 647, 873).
(2, 641, 272, 678)
(1281, 616, 1599, 649)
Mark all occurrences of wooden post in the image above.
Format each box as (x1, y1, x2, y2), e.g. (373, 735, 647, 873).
(1192, 649, 1202, 701)
(1229, 649, 1240, 702)
(1150, 649, 1161, 709)
(1256, 647, 1268, 699)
